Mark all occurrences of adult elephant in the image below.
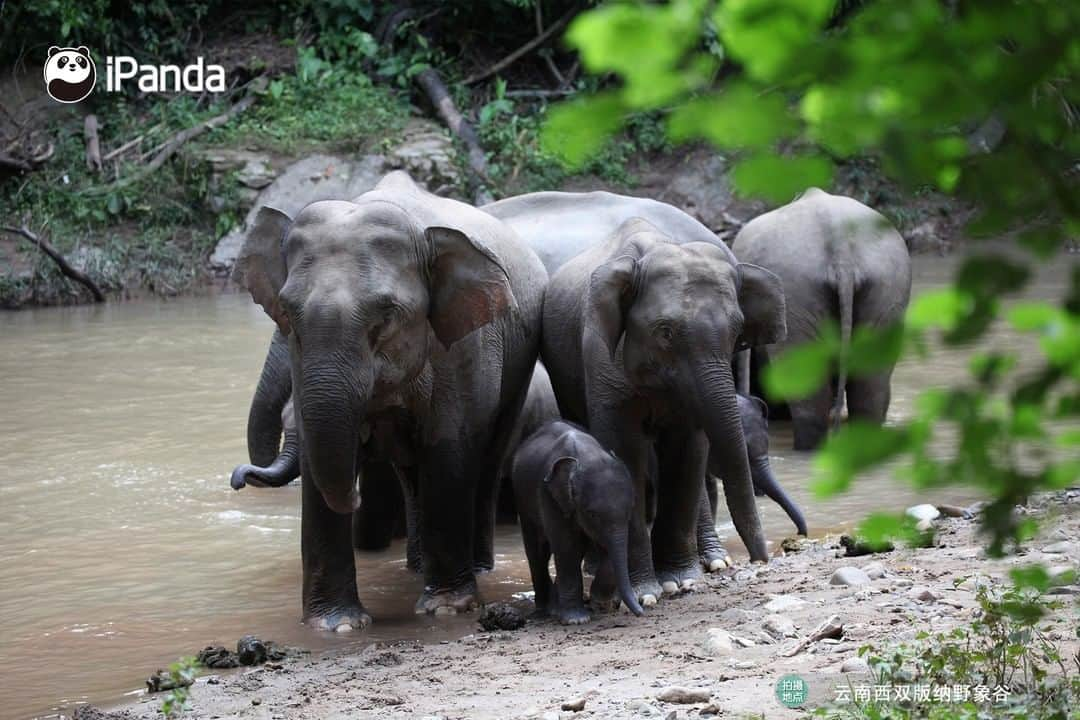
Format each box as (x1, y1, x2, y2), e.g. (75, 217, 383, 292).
(232, 171, 546, 629)
(732, 188, 912, 451)
(536, 216, 786, 602)
(482, 192, 786, 587)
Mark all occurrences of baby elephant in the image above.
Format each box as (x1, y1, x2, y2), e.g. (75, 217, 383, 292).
(512, 420, 645, 624)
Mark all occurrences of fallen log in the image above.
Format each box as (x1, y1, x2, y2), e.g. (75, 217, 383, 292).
(0, 225, 106, 302)
(102, 134, 143, 162)
(414, 67, 492, 204)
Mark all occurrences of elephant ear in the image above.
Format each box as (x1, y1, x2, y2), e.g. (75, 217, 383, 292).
(544, 456, 578, 518)
(750, 395, 769, 420)
(233, 206, 293, 335)
(585, 254, 638, 361)
(425, 226, 516, 349)
(735, 262, 786, 350)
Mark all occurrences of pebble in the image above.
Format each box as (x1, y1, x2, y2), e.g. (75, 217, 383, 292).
(840, 657, 870, 673)
(830, 567, 871, 587)
(251, 698, 261, 706)
(763, 594, 807, 613)
(699, 704, 721, 716)
(562, 698, 587, 712)
(656, 687, 711, 704)
(861, 561, 887, 580)
(732, 635, 756, 648)
(762, 614, 798, 640)
(907, 586, 939, 603)
(628, 700, 659, 716)
(728, 659, 757, 669)
(702, 628, 734, 656)
(1043, 541, 1071, 554)
(719, 607, 758, 624)
(891, 577, 914, 588)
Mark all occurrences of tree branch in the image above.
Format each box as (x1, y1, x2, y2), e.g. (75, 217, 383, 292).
(462, 7, 577, 85)
(1, 225, 105, 302)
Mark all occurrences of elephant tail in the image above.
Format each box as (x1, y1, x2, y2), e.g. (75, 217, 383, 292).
(831, 270, 854, 429)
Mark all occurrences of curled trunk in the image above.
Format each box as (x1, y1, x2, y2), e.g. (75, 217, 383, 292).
(695, 359, 769, 562)
(231, 419, 300, 489)
(750, 456, 807, 536)
(247, 330, 293, 467)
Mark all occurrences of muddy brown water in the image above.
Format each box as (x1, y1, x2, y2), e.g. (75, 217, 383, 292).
(0, 255, 1070, 719)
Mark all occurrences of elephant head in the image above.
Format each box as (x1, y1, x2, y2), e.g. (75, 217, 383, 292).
(737, 394, 807, 537)
(546, 453, 644, 617)
(233, 199, 516, 514)
(585, 218, 786, 561)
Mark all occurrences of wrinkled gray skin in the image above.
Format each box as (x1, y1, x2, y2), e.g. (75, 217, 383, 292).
(232, 171, 545, 629)
(536, 215, 786, 604)
(512, 420, 645, 624)
(732, 188, 912, 451)
(704, 395, 807, 537)
(496, 362, 562, 523)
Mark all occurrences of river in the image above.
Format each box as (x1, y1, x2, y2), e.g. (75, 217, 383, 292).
(0, 254, 1070, 719)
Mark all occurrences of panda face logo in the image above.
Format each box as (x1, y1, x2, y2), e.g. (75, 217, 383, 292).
(44, 46, 97, 103)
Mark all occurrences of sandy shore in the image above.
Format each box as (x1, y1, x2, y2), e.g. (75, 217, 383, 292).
(86, 493, 1077, 720)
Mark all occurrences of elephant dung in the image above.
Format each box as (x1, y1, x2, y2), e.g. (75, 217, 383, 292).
(478, 602, 526, 632)
(237, 635, 267, 665)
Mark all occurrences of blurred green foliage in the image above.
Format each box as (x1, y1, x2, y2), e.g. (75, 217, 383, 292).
(815, 571, 1080, 719)
(546, 0, 1079, 555)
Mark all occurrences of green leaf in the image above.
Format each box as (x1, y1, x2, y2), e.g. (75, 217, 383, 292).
(905, 288, 970, 331)
(847, 322, 906, 376)
(811, 422, 912, 497)
(761, 334, 836, 401)
(667, 84, 796, 150)
(714, 0, 834, 82)
(729, 153, 834, 204)
(540, 93, 626, 167)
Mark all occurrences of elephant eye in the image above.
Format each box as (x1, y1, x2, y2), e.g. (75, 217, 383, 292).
(653, 323, 675, 345)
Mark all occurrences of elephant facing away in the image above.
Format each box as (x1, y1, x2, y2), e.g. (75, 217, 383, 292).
(541, 217, 786, 604)
(732, 188, 912, 451)
(232, 171, 546, 629)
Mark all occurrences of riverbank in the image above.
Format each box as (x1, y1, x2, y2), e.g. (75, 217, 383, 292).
(85, 491, 1077, 720)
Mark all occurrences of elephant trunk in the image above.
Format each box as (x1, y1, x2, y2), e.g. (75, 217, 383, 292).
(230, 423, 300, 490)
(247, 329, 293, 467)
(695, 358, 769, 562)
(297, 367, 365, 515)
(751, 456, 807, 537)
(608, 533, 644, 617)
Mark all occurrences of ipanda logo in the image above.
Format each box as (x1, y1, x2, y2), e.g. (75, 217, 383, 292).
(45, 46, 225, 103)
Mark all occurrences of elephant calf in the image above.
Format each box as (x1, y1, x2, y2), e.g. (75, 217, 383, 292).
(512, 420, 645, 624)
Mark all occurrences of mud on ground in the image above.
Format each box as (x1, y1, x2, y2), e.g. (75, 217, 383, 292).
(98, 493, 1078, 720)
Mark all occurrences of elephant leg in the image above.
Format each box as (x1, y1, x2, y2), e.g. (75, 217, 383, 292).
(551, 530, 589, 625)
(352, 460, 405, 551)
(495, 474, 518, 524)
(397, 465, 423, 573)
(696, 476, 731, 571)
(473, 460, 498, 573)
(846, 370, 893, 425)
(414, 450, 480, 615)
(520, 518, 553, 617)
(300, 454, 370, 631)
(652, 428, 710, 594)
(789, 382, 832, 451)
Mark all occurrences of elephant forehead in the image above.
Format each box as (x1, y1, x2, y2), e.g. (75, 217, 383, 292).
(289, 201, 417, 260)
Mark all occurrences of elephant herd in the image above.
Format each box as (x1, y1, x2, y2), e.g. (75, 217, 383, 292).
(227, 172, 911, 630)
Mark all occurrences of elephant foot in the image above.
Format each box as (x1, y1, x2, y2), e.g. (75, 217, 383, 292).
(656, 564, 704, 596)
(306, 605, 372, 633)
(631, 577, 662, 607)
(700, 546, 733, 573)
(558, 606, 591, 625)
(473, 560, 495, 575)
(415, 580, 480, 615)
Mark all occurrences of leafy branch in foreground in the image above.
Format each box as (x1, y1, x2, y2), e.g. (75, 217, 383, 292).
(542, 0, 1079, 554)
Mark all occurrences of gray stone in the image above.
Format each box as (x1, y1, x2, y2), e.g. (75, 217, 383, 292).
(1043, 541, 1071, 554)
(628, 700, 659, 716)
(656, 687, 711, 704)
(387, 119, 461, 190)
(719, 607, 759, 624)
(702, 628, 734, 656)
(561, 697, 587, 712)
(762, 614, 798, 640)
(907, 586, 939, 603)
(763, 594, 807, 613)
(840, 657, 870, 673)
(830, 567, 872, 587)
(861, 561, 887, 580)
